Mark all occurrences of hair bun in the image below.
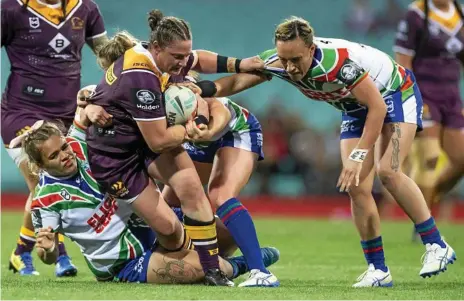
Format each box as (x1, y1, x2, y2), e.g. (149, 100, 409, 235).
(148, 9, 164, 31)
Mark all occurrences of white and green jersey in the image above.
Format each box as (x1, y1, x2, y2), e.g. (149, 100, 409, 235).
(209, 97, 253, 141)
(259, 37, 410, 113)
(30, 122, 149, 281)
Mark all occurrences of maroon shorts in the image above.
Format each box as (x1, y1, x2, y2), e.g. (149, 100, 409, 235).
(87, 147, 160, 201)
(1, 104, 73, 146)
(418, 81, 464, 129)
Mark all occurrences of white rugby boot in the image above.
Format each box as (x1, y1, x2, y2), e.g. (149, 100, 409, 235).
(238, 269, 280, 287)
(419, 238, 457, 278)
(352, 264, 393, 288)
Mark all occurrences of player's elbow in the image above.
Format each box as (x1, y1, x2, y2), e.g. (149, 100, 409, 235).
(377, 100, 387, 116)
(366, 97, 387, 118)
(145, 135, 175, 153)
(146, 139, 168, 153)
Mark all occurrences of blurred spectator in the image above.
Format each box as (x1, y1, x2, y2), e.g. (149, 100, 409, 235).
(257, 101, 292, 194)
(344, 0, 375, 35)
(370, 0, 405, 33)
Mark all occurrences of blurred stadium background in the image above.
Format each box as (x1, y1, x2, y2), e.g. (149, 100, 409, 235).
(2, 0, 464, 221)
(2, 1, 464, 299)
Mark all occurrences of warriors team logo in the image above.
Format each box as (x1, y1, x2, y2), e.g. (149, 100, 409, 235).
(336, 58, 365, 86)
(29, 17, 40, 29)
(71, 17, 84, 30)
(340, 64, 357, 81)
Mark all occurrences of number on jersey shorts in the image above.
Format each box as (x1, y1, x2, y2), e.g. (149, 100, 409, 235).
(340, 70, 423, 140)
(183, 112, 264, 163)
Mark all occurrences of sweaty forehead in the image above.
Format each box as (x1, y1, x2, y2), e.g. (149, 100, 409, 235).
(166, 40, 192, 55)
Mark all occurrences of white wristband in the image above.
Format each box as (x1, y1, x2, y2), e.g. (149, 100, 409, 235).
(349, 149, 369, 163)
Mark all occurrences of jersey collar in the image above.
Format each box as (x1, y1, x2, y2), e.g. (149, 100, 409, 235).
(310, 46, 322, 70)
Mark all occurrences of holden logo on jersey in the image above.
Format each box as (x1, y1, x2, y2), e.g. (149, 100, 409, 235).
(49, 33, 71, 53)
(60, 188, 71, 201)
(131, 89, 161, 110)
(29, 17, 40, 29)
(136, 90, 156, 104)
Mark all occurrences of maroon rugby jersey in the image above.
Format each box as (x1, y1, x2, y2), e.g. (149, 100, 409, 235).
(1, 0, 106, 119)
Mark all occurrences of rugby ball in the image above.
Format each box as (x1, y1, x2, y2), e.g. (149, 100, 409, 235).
(164, 86, 198, 125)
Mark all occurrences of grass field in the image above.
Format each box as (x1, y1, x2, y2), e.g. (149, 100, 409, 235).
(1, 212, 463, 300)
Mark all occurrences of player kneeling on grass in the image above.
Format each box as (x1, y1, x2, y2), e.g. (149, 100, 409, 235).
(10, 105, 279, 284)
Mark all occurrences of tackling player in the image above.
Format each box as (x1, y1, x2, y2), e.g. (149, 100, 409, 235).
(207, 16, 457, 287)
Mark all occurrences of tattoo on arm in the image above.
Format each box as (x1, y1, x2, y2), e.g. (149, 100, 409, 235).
(87, 35, 109, 54)
(152, 255, 203, 284)
(390, 123, 401, 172)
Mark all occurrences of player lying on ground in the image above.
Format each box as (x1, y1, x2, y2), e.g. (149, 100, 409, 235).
(9, 107, 279, 283)
(190, 16, 457, 288)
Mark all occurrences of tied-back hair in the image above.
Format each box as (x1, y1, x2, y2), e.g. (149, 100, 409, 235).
(97, 31, 138, 69)
(22, 121, 65, 175)
(59, 0, 67, 22)
(274, 16, 315, 47)
(147, 9, 191, 48)
(23, 0, 67, 22)
(417, 0, 464, 58)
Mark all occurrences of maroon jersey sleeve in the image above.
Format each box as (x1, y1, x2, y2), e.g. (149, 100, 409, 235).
(119, 71, 166, 121)
(1, 2, 15, 47)
(393, 9, 423, 57)
(85, 0, 106, 39)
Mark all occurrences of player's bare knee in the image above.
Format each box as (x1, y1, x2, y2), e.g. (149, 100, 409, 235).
(348, 186, 371, 203)
(208, 185, 234, 207)
(377, 166, 401, 189)
(161, 218, 181, 237)
(177, 178, 205, 204)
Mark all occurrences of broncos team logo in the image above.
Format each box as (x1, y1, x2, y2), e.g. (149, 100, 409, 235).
(71, 17, 84, 30)
(110, 181, 129, 198)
